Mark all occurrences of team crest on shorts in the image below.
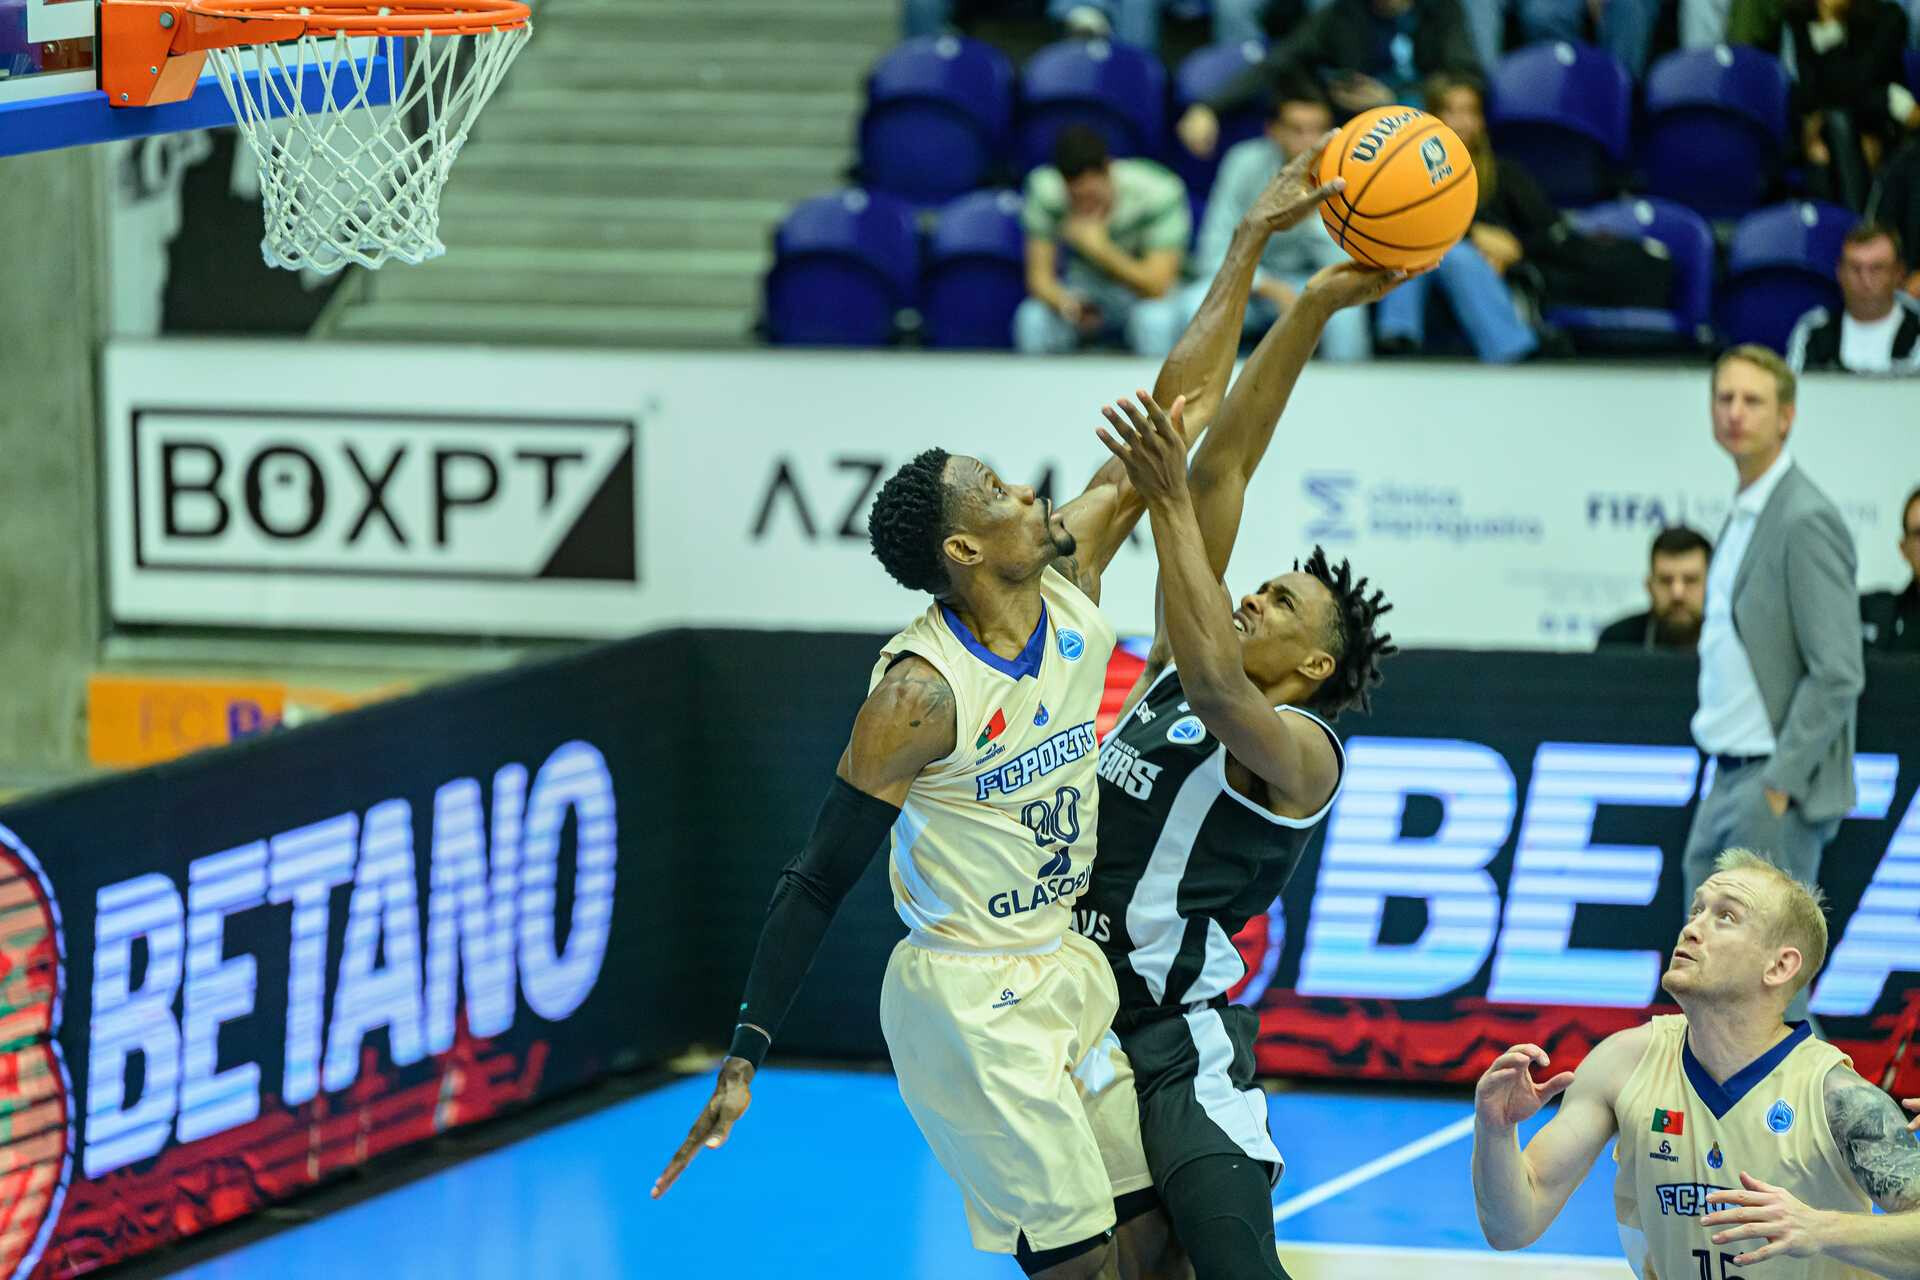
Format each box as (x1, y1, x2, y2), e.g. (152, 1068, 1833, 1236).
(1057, 629, 1084, 660)
(1420, 135, 1453, 185)
(1766, 1100, 1795, 1134)
(1167, 715, 1206, 745)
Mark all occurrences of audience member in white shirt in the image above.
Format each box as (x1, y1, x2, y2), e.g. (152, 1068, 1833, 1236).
(1786, 222, 1920, 375)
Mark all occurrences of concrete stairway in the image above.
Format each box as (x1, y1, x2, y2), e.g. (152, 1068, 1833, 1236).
(322, 0, 896, 347)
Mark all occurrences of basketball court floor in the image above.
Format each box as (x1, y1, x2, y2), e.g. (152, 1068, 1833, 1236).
(163, 1067, 1632, 1279)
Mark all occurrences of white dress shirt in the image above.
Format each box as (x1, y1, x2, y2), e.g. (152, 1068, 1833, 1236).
(1692, 448, 1794, 756)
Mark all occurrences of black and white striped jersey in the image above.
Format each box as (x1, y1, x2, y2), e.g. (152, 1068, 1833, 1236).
(1075, 665, 1344, 1012)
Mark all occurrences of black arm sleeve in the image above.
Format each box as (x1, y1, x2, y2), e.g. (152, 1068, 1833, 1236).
(725, 776, 901, 1068)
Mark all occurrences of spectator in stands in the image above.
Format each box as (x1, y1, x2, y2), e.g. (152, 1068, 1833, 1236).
(903, 0, 1275, 46)
(1681, 344, 1862, 1023)
(1785, 223, 1920, 373)
(1174, 0, 1479, 160)
(1867, 143, 1920, 297)
(1458, 0, 1663, 79)
(1861, 484, 1920, 653)
(1015, 125, 1189, 354)
(1133, 79, 1372, 360)
(1373, 73, 1545, 362)
(1596, 526, 1713, 651)
(1760, 0, 1918, 212)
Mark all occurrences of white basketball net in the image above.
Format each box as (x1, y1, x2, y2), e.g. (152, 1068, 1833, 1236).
(206, 21, 530, 273)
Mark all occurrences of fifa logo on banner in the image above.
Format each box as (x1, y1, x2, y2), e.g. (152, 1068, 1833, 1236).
(1302, 473, 1359, 542)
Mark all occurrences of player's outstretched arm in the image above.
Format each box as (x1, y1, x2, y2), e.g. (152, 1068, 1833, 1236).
(1472, 1026, 1647, 1250)
(1701, 1068, 1920, 1276)
(1052, 137, 1344, 601)
(651, 657, 955, 1199)
(1097, 391, 1336, 812)
(1185, 257, 1407, 580)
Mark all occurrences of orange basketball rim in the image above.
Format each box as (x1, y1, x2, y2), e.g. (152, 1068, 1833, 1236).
(96, 0, 534, 273)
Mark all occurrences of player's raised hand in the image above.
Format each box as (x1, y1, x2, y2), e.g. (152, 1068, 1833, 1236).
(1704, 1171, 1834, 1265)
(1474, 1044, 1576, 1130)
(1097, 392, 1188, 504)
(1244, 130, 1344, 235)
(652, 1057, 754, 1199)
(1302, 260, 1413, 312)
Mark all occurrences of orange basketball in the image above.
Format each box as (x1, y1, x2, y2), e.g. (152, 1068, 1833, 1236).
(1317, 105, 1478, 271)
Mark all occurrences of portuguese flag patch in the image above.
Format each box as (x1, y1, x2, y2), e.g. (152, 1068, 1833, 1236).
(975, 709, 1008, 749)
(1651, 1109, 1685, 1135)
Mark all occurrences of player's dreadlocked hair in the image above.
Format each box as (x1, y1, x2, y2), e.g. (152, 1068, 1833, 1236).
(1297, 545, 1397, 720)
(869, 447, 956, 595)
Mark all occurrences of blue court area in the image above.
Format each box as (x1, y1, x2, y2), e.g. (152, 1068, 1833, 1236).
(170, 1068, 1631, 1279)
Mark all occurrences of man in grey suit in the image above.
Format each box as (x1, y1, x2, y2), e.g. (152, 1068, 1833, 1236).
(1681, 344, 1864, 1021)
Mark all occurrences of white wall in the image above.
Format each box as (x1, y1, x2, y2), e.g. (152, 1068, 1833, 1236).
(102, 343, 1917, 648)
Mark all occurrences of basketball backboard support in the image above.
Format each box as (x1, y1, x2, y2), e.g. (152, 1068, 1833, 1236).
(0, 0, 393, 159)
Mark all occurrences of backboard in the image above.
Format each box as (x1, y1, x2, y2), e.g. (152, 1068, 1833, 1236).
(0, 0, 393, 159)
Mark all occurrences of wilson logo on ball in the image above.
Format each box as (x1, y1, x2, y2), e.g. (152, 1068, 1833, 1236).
(1318, 104, 1479, 271)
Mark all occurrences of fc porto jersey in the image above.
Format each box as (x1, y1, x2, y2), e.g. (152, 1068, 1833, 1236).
(1612, 1015, 1872, 1280)
(870, 567, 1117, 953)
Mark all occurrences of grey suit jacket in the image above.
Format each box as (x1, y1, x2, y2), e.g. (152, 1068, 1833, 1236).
(1718, 464, 1864, 823)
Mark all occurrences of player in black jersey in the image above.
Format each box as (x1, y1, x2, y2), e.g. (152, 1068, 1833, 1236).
(1082, 259, 1401, 1277)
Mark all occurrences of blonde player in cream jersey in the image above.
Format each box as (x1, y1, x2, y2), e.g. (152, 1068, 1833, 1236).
(652, 139, 1353, 1280)
(1473, 849, 1920, 1279)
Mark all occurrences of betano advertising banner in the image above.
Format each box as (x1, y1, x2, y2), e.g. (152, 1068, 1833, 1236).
(101, 343, 1914, 647)
(0, 637, 689, 1280)
(1, 628, 1913, 1278)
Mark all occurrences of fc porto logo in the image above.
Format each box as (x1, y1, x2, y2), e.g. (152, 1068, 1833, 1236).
(1419, 135, 1453, 184)
(1766, 1100, 1795, 1134)
(1057, 629, 1085, 661)
(1707, 1142, 1724, 1170)
(1167, 715, 1206, 745)
(0, 822, 75, 1280)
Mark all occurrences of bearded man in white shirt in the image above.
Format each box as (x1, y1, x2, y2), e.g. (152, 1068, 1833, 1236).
(1681, 345, 1865, 1022)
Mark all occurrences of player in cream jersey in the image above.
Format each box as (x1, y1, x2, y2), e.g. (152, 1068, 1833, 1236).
(654, 149, 1361, 1276)
(1474, 850, 1920, 1280)
(870, 563, 1115, 954)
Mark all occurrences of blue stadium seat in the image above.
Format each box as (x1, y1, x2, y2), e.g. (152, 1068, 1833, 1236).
(1487, 41, 1631, 208)
(1719, 200, 1855, 352)
(765, 190, 920, 347)
(1171, 40, 1268, 198)
(1015, 38, 1168, 175)
(1642, 46, 1790, 220)
(860, 35, 1015, 208)
(923, 190, 1027, 349)
(1544, 198, 1715, 350)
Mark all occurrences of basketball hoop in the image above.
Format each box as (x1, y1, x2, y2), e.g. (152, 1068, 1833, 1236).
(101, 0, 532, 273)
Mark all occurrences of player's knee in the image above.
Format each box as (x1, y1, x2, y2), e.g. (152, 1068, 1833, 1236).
(1015, 1231, 1118, 1279)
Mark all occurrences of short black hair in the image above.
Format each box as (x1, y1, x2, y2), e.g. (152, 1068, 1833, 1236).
(1268, 74, 1330, 122)
(1298, 546, 1396, 720)
(1053, 125, 1110, 181)
(1651, 525, 1712, 565)
(869, 448, 956, 595)
(1844, 220, 1904, 262)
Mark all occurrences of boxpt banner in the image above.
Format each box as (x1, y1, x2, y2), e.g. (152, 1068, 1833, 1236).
(101, 342, 1916, 647)
(0, 636, 692, 1280)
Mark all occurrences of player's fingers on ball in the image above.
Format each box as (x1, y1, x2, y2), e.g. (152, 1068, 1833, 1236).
(1304, 128, 1336, 171)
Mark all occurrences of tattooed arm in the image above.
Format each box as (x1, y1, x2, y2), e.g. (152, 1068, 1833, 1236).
(1708, 1067, 1920, 1275)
